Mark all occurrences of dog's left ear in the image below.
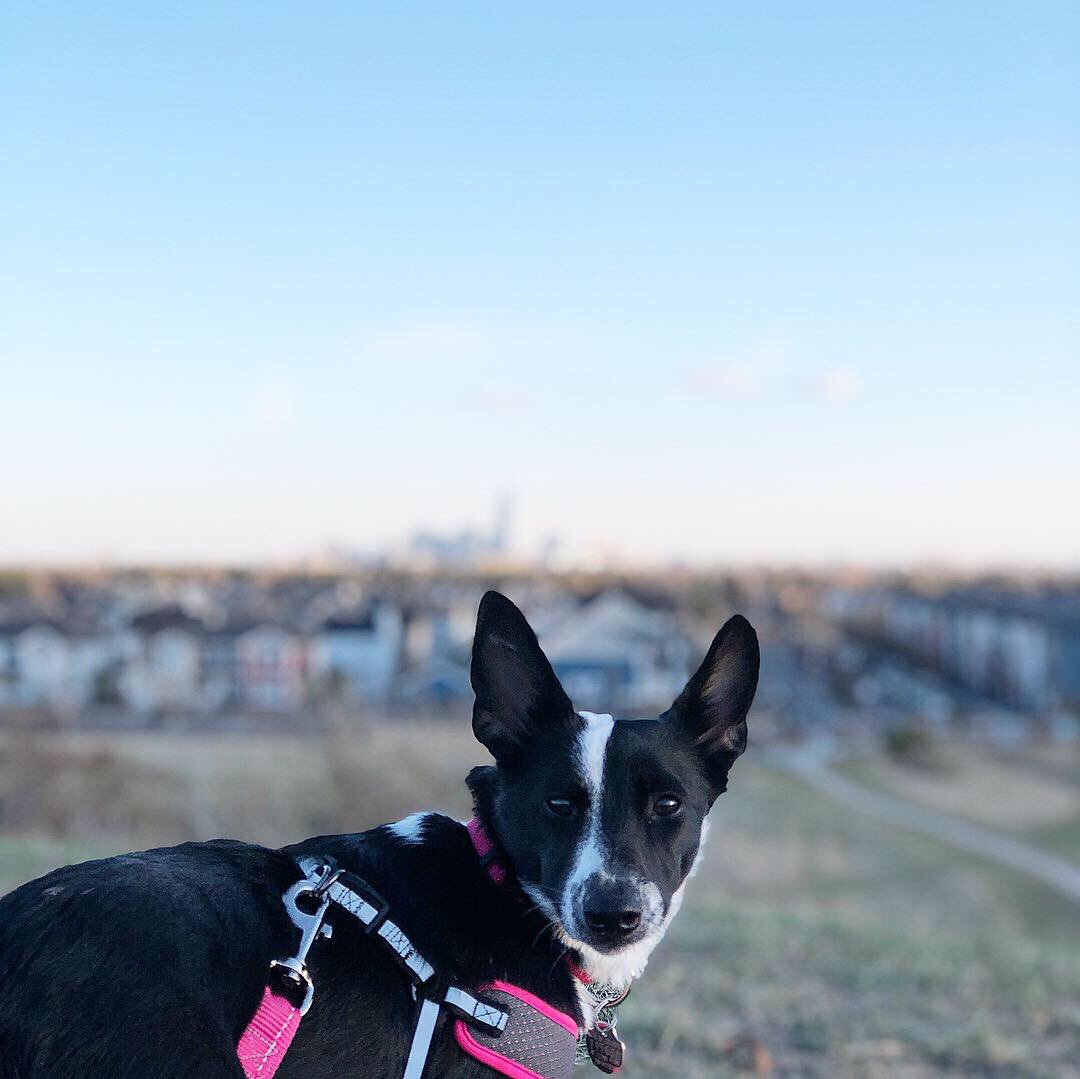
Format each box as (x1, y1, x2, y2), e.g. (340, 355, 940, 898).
(471, 590, 575, 762)
(665, 614, 759, 793)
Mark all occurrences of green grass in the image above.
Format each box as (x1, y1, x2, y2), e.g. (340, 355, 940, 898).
(1025, 819, 1080, 864)
(0, 835, 124, 895)
(2, 733, 1079, 1077)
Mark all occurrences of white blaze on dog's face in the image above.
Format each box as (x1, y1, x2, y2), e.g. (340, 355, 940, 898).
(468, 591, 759, 987)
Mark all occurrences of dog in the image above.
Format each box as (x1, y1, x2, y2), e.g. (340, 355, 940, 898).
(0, 591, 759, 1078)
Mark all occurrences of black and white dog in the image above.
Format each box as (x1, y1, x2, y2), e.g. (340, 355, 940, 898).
(0, 592, 758, 1078)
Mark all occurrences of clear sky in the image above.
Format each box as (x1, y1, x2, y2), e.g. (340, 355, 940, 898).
(2, 3, 1078, 568)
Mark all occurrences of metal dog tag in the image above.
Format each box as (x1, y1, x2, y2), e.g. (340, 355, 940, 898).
(585, 1026, 624, 1073)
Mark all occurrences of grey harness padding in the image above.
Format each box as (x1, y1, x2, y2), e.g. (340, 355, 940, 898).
(454, 982, 578, 1079)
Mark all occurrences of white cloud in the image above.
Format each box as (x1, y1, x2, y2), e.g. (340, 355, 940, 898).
(815, 366, 861, 402)
(251, 372, 298, 434)
(684, 336, 862, 404)
(683, 362, 764, 397)
(354, 319, 588, 372)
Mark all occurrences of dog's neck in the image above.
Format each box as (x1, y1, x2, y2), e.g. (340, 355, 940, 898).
(464, 766, 652, 992)
(464, 765, 500, 839)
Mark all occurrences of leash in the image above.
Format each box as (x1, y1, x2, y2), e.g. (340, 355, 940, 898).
(238, 856, 507, 1079)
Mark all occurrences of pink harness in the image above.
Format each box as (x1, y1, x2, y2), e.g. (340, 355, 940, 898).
(235, 822, 586, 1079)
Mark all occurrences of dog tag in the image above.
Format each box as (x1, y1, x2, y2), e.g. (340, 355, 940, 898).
(585, 1027, 624, 1073)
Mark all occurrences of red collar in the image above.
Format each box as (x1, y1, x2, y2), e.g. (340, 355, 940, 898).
(465, 816, 591, 987)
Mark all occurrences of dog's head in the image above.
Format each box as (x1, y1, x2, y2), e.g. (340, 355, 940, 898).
(467, 590, 759, 984)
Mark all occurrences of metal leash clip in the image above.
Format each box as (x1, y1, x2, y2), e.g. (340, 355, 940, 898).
(269, 862, 337, 1015)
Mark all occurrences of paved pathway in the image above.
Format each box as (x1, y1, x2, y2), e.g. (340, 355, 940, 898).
(767, 739, 1080, 905)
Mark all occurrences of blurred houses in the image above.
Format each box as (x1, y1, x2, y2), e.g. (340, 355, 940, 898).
(0, 575, 691, 722)
(395, 597, 476, 709)
(827, 583, 1080, 716)
(0, 570, 1077, 733)
(235, 623, 308, 713)
(541, 589, 694, 713)
(309, 605, 404, 703)
(121, 605, 204, 714)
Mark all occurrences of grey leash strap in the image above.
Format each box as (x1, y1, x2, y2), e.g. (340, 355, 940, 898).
(403, 997, 442, 1079)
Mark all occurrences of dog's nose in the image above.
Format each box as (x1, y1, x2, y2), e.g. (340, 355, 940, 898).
(583, 908, 641, 936)
(580, 878, 644, 941)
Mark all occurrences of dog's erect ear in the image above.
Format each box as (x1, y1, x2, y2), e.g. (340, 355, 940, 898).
(665, 614, 759, 793)
(471, 590, 574, 761)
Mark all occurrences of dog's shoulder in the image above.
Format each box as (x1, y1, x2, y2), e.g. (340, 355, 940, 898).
(284, 813, 494, 977)
(286, 814, 578, 1006)
(276, 816, 581, 1078)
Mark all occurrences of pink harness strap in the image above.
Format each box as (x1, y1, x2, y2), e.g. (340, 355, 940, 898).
(467, 816, 510, 887)
(237, 986, 302, 1079)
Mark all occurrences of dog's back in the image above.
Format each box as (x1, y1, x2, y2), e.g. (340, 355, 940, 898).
(0, 840, 296, 1076)
(0, 818, 577, 1079)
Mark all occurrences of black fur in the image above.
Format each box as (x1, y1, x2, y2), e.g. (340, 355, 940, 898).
(0, 817, 575, 1078)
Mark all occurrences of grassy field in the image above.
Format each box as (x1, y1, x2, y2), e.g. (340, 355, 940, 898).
(2, 726, 1078, 1077)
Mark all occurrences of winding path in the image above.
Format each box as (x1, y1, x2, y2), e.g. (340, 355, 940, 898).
(767, 740, 1080, 905)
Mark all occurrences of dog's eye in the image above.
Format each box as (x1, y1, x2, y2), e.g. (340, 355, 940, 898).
(652, 795, 683, 818)
(545, 796, 576, 819)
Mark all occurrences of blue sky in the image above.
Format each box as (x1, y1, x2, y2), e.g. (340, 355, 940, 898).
(2, 3, 1078, 567)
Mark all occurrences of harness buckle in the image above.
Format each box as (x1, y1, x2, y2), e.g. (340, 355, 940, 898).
(268, 956, 316, 1016)
(269, 870, 335, 1014)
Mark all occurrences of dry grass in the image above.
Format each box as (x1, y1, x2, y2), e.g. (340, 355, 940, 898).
(840, 741, 1080, 868)
(0, 723, 482, 852)
(847, 742, 1080, 831)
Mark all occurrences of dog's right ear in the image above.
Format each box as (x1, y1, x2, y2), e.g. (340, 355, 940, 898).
(665, 614, 759, 796)
(471, 590, 575, 761)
